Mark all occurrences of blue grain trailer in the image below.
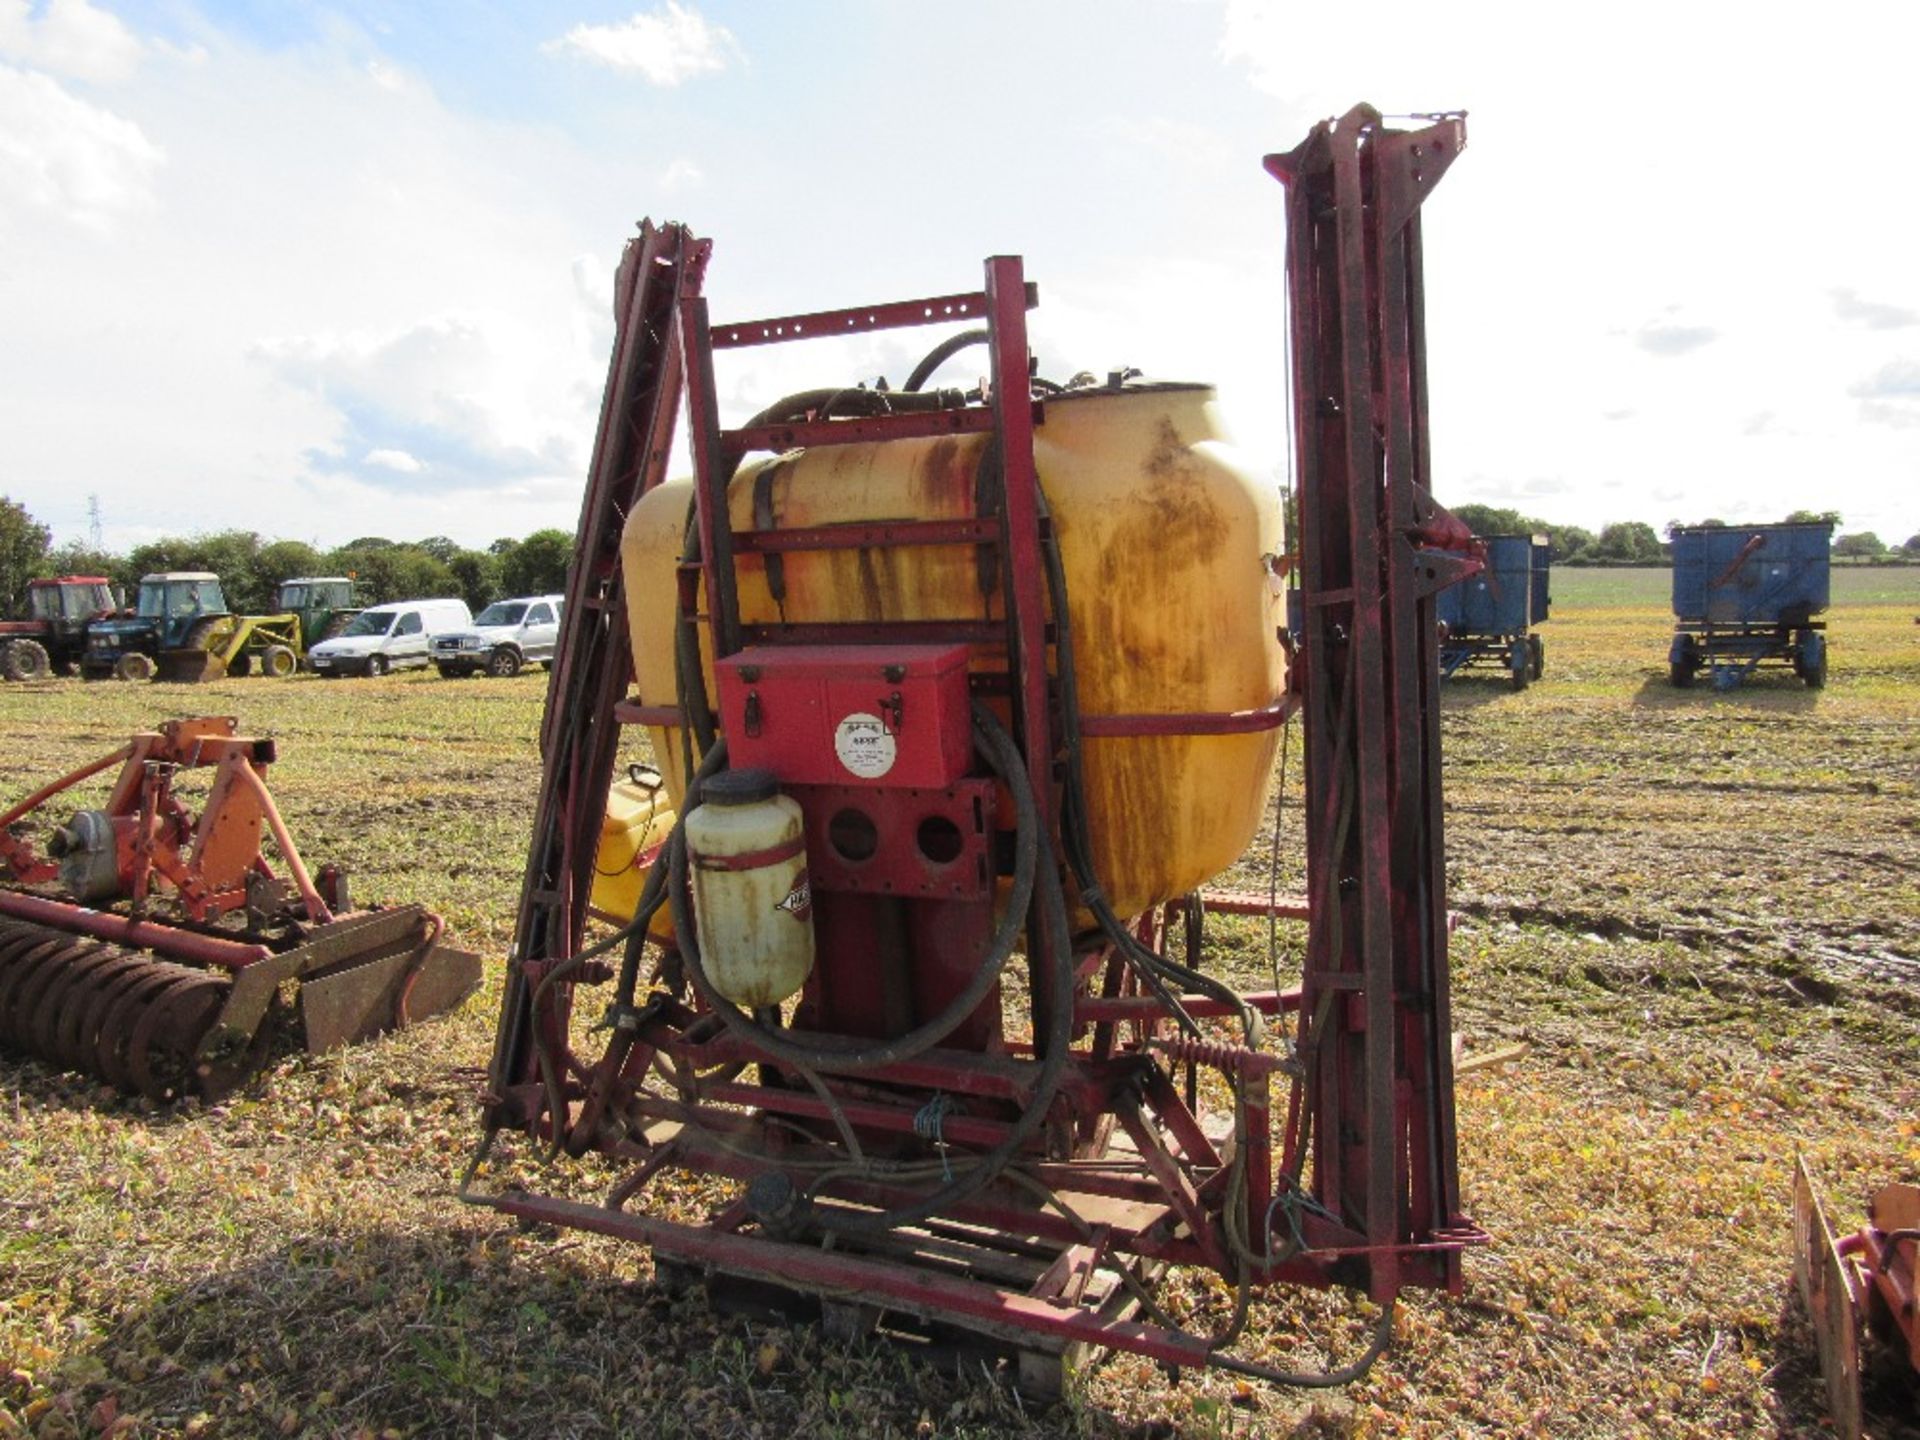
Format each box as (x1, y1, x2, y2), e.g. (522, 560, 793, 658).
(1436, 533, 1550, 689)
(1667, 522, 1831, 689)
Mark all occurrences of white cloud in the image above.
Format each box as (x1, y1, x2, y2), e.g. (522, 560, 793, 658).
(1632, 318, 1719, 358)
(363, 447, 424, 473)
(544, 3, 739, 85)
(1832, 287, 1918, 331)
(0, 0, 142, 83)
(660, 157, 703, 191)
(0, 63, 162, 230)
(254, 316, 585, 491)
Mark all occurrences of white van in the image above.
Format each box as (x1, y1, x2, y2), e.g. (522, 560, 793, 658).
(307, 598, 472, 677)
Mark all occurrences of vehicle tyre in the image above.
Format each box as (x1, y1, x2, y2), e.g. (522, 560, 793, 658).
(1528, 633, 1545, 681)
(1669, 660, 1695, 689)
(487, 647, 523, 678)
(114, 652, 156, 683)
(1509, 639, 1530, 692)
(259, 645, 297, 678)
(0, 639, 50, 682)
(1798, 632, 1827, 689)
(227, 652, 254, 678)
(434, 663, 470, 679)
(366, 654, 389, 678)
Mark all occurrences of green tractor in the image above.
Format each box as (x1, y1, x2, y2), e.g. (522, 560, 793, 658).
(276, 577, 361, 653)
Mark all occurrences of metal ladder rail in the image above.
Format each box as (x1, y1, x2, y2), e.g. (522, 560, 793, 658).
(673, 257, 1062, 1038)
(1269, 106, 1471, 1300)
(675, 259, 1057, 837)
(487, 220, 707, 1119)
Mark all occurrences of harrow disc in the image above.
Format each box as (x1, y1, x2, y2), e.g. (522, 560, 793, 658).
(0, 916, 236, 1101)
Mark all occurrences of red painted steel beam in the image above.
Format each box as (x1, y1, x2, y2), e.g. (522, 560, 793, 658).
(478, 1189, 1225, 1368)
(1075, 988, 1302, 1024)
(739, 620, 1012, 647)
(710, 284, 1035, 350)
(1197, 891, 1312, 920)
(0, 890, 270, 968)
(1077, 696, 1298, 738)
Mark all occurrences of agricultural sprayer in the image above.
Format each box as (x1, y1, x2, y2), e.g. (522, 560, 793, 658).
(470, 106, 1486, 1389)
(0, 716, 481, 1101)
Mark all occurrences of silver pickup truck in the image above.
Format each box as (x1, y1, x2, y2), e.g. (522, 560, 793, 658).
(430, 595, 565, 678)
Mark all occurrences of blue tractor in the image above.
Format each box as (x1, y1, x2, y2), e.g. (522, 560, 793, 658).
(1667, 523, 1831, 690)
(81, 572, 229, 682)
(1436, 533, 1551, 689)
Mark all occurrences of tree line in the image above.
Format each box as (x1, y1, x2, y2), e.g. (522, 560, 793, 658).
(1449, 505, 1919, 566)
(0, 497, 575, 618)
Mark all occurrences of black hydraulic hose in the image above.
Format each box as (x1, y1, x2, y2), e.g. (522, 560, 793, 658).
(665, 702, 1035, 1072)
(1207, 1303, 1397, 1389)
(744, 386, 971, 429)
(904, 329, 989, 393)
(674, 502, 719, 758)
(811, 805, 1075, 1236)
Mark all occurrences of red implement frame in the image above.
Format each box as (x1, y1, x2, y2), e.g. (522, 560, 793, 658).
(1793, 1156, 1920, 1439)
(1268, 104, 1481, 1299)
(477, 106, 1485, 1386)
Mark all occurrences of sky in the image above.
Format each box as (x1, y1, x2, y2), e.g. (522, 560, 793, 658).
(2, 0, 1917, 553)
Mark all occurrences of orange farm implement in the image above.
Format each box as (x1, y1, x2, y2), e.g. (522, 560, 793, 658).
(0, 716, 481, 1101)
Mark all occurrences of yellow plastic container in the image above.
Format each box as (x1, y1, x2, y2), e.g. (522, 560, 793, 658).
(590, 774, 678, 940)
(620, 382, 1285, 918)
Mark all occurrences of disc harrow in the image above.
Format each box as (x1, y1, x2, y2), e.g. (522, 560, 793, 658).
(0, 717, 481, 1101)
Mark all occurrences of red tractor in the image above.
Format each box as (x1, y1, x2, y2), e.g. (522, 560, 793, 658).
(0, 576, 117, 681)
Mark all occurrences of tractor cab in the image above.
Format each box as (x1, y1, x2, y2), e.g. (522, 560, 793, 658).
(136, 574, 227, 639)
(26, 578, 115, 640)
(276, 576, 360, 646)
(84, 572, 229, 679)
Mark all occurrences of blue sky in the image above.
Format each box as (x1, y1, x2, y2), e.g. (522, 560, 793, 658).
(2, 0, 1916, 551)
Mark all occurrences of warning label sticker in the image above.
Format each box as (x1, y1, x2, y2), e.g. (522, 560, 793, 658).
(834, 712, 897, 779)
(775, 870, 812, 922)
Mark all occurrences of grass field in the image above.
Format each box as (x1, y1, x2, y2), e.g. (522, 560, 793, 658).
(1, 568, 1916, 1438)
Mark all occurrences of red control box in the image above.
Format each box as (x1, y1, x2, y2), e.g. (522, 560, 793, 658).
(715, 644, 973, 788)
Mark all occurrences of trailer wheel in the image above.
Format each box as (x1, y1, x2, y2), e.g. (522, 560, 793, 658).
(1509, 639, 1530, 691)
(1528, 633, 1545, 681)
(113, 652, 156, 683)
(1797, 632, 1827, 689)
(0, 639, 50, 682)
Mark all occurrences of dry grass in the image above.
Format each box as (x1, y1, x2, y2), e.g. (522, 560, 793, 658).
(1, 568, 1916, 1438)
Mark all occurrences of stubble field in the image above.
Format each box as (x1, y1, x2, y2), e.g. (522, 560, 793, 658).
(0, 566, 1916, 1438)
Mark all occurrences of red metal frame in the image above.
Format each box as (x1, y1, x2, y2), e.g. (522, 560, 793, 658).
(1271, 104, 1476, 1299)
(478, 107, 1486, 1385)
